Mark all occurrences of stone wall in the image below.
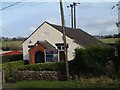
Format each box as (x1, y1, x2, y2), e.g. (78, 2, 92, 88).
(14, 71, 66, 81)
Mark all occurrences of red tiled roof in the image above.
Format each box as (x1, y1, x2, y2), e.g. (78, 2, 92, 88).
(1, 51, 23, 56)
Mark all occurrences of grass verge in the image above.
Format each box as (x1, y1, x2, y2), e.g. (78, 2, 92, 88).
(3, 79, 120, 88)
(99, 38, 119, 43)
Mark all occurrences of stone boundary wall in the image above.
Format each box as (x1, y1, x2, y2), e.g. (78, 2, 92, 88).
(14, 71, 66, 81)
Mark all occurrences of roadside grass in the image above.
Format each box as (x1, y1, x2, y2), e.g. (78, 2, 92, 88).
(4, 79, 120, 88)
(99, 38, 119, 43)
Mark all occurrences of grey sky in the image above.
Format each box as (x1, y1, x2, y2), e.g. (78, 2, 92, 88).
(1, 1, 119, 37)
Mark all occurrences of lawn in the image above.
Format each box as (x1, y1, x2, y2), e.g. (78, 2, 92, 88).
(99, 38, 119, 43)
(3, 78, 120, 88)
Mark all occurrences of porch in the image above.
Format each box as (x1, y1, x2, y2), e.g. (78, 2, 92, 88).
(29, 40, 65, 64)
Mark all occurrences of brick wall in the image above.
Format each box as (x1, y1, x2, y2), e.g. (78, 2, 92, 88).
(29, 43, 45, 64)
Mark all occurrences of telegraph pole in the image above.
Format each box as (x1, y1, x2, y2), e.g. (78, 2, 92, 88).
(73, 2, 77, 29)
(59, 0, 69, 80)
(73, 2, 80, 29)
(67, 4, 74, 28)
(68, 2, 80, 29)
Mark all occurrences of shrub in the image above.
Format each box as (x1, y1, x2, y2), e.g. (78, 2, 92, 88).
(2, 60, 24, 81)
(17, 62, 65, 72)
(2, 54, 23, 63)
(2, 45, 10, 51)
(69, 45, 116, 77)
(114, 40, 120, 75)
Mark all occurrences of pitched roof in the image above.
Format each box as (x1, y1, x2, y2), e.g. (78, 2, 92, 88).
(23, 21, 104, 47)
(46, 22, 104, 47)
(37, 40, 56, 50)
(0, 51, 22, 56)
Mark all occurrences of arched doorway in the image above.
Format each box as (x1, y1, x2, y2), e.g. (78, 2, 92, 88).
(35, 51, 44, 63)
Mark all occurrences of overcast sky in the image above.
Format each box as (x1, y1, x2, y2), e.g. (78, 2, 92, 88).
(1, 0, 119, 37)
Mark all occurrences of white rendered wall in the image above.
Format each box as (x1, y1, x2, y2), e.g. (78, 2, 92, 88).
(23, 22, 82, 61)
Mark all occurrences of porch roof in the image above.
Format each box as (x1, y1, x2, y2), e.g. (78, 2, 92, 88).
(37, 40, 56, 50)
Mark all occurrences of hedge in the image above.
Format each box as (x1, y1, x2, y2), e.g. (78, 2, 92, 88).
(2, 60, 24, 81)
(17, 62, 66, 72)
(69, 45, 116, 77)
(2, 54, 23, 63)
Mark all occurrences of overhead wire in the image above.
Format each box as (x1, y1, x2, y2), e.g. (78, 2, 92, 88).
(0, 1, 41, 11)
(3, 2, 40, 10)
(0, 1, 40, 37)
(0, 25, 33, 37)
(0, 26, 30, 37)
(0, 27, 20, 37)
(110, 8, 117, 24)
(0, 0, 25, 11)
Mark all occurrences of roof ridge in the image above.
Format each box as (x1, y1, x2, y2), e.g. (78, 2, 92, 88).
(23, 21, 104, 47)
(50, 23, 99, 39)
(49, 23, 75, 30)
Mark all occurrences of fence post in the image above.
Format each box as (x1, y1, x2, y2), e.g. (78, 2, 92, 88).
(2, 70, 5, 84)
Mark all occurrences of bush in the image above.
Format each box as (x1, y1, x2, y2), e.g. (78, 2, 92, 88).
(2, 54, 23, 63)
(17, 62, 65, 72)
(114, 40, 120, 75)
(2, 60, 24, 82)
(69, 45, 116, 77)
(2, 45, 10, 51)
